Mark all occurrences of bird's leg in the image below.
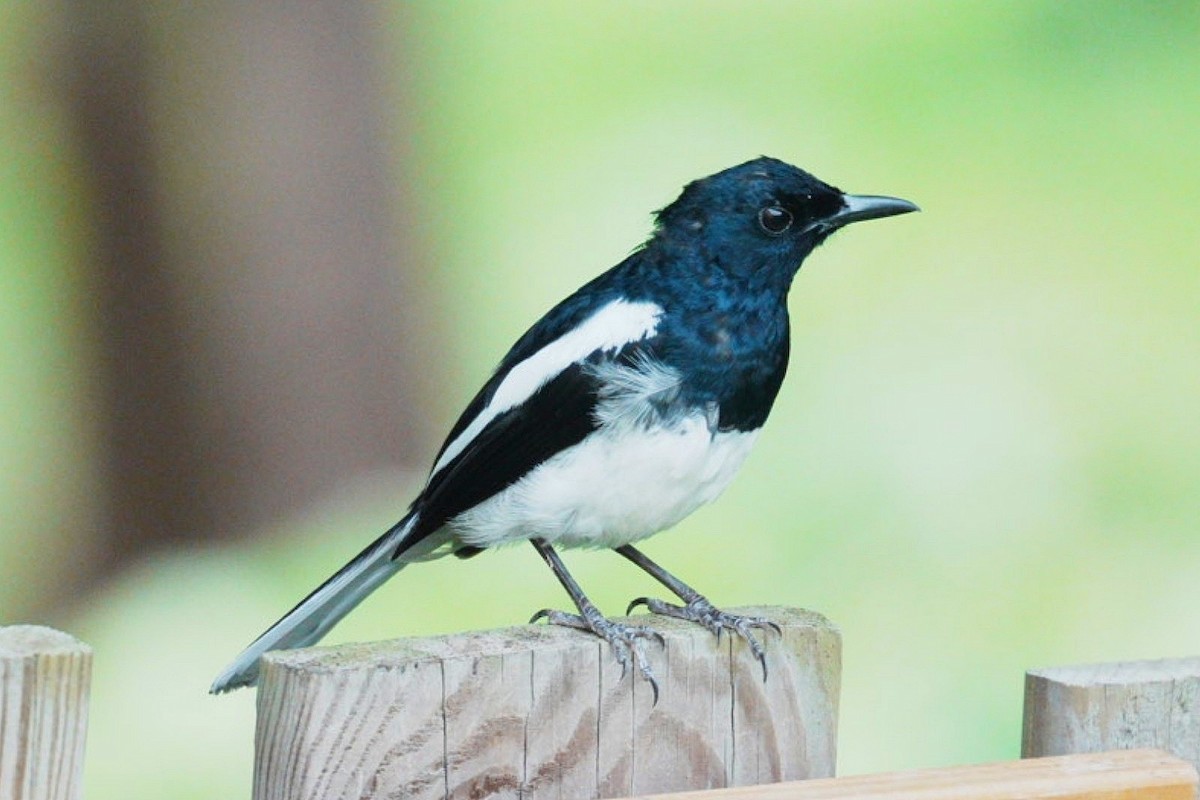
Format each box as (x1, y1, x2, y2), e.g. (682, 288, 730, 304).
(528, 538, 665, 703)
(616, 544, 780, 681)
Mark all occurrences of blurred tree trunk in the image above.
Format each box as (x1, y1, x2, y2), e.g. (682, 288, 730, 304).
(59, 3, 431, 589)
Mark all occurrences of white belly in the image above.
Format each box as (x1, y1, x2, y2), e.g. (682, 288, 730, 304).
(448, 416, 759, 550)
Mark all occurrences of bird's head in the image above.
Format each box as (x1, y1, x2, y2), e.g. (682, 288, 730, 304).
(652, 156, 918, 283)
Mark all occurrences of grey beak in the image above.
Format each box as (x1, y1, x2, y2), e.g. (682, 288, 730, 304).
(829, 194, 920, 227)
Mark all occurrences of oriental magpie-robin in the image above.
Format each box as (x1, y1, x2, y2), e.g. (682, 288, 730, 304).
(211, 157, 917, 696)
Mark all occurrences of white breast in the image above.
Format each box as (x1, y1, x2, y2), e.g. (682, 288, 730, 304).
(448, 414, 760, 550)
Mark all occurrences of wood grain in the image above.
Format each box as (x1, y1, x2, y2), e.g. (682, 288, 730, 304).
(1023, 656, 1200, 772)
(627, 749, 1197, 800)
(0, 626, 92, 800)
(254, 606, 840, 800)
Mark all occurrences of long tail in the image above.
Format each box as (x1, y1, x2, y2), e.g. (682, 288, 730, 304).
(209, 512, 420, 693)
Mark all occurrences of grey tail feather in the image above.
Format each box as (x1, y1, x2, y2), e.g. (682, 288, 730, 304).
(209, 512, 420, 694)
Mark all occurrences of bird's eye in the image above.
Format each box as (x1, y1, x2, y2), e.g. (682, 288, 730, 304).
(758, 205, 793, 235)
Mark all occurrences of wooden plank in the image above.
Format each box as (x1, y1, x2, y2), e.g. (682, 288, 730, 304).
(1023, 657, 1200, 772)
(253, 606, 840, 800)
(0, 625, 93, 800)
(626, 749, 1197, 800)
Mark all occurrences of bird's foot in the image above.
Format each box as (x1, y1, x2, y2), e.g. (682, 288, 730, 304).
(626, 596, 780, 681)
(530, 606, 666, 703)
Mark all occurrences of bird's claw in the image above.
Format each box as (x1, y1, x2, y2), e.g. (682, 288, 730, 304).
(530, 609, 548, 624)
(627, 596, 779, 681)
(530, 606, 665, 704)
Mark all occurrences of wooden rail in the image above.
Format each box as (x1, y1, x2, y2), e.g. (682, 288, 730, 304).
(254, 606, 841, 800)
(627, 749, 1197, 800)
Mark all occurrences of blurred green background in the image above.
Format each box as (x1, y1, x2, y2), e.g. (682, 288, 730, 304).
(2, 1, 1199, 796)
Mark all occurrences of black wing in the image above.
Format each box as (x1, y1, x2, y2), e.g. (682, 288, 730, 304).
(415, 361, 599, 528)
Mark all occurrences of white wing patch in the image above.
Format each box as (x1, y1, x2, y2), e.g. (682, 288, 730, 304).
(429, 298, 663, 480)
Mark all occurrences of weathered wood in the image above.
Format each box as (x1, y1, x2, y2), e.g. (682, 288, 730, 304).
(626, 749, 1197, 800)
(1023, 657, 1200, 773)
(0, 626, 92, 800)
(254, 606, 839, 800)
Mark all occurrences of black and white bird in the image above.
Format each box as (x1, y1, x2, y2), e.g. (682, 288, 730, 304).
(211, 157, 917, 696)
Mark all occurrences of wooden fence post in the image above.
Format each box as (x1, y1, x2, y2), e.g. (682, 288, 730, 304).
(253, 606, 840, 800)
(1023, 656, 1200, 773)
(0, 626, 92, 800)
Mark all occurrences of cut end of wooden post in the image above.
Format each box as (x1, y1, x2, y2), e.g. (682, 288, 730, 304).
(254, 606, 840, 800)
(0, 625, 93, 657)
(1027, 656, 1200, 687)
